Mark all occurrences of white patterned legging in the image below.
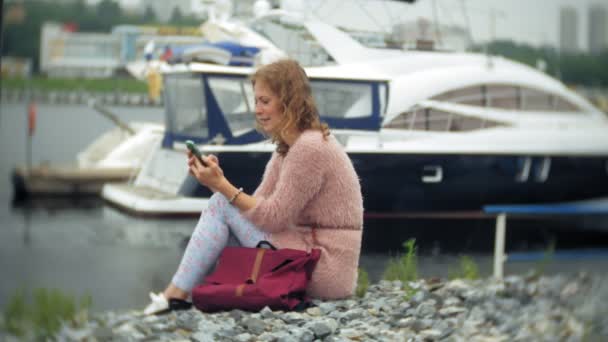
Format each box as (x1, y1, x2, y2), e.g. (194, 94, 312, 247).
(171, 192, 268, 292)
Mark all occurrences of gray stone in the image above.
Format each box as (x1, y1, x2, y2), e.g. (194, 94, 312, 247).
(75, 274, 608, 342)
(276, 332, 299, 342)
(416, 302, 437, 318)
(396, 317, 416, 328)
(306, 307, 323, 317)
(290, 327, 314, 342)
(398, 301, 412, 311)
(113, 323, 145, 339)
(93, 325, 114, 341)
(419, 329, 442, 340)
(235, 332, 254, 342)
(260, 306, 277, 319)
(443, 296, 462, 307)
(411, 290, 428, 304)
(338, 328, 365, 339)
(343, 307, 365, 320)
(175, 311, 200, 331)
(305, 319, 337, 339)
(439, 306, 467, 317)
(342, 299, 358, 309)
(282, 312, 306, 324)
(229, 309, 248, 321)
(191, 331, 216, 342)
(57, 324, 94, 341)
(257, 331, 279, 342)
(242, 317, 266, 335)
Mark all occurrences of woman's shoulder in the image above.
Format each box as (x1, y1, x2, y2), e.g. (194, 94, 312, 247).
(298, 129, 324, 144)
(293, 130, 339, 154)
(287, 131, 348, 173)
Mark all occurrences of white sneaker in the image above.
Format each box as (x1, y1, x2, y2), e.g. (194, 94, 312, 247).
(143, 292, 169, 315)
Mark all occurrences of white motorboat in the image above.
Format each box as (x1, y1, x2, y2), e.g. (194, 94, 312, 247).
(12, 104, 164, 200)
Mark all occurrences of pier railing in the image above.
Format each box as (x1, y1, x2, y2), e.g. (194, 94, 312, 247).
(484, 199, 608, 279)
(1, 88, 162, 107)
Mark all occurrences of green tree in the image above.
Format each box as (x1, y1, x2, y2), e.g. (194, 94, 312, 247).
(170, 7, 184, 24)
(74, 0, 87, 14)
(95, 0, 123, 28)
(143, 5, 157, 23)
(473, 40, 608, 86)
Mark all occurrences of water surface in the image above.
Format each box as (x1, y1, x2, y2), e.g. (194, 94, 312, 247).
(1, 102, 607, 312)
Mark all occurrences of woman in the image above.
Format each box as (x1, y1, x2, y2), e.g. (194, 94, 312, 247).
(145, 59, 363, 314)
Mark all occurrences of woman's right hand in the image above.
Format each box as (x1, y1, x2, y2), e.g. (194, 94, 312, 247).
(187, 152, 221, 192)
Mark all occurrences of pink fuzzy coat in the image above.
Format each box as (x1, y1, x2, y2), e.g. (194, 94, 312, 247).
(243, 130, 364, 299)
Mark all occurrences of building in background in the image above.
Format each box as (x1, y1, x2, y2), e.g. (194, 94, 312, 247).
(389, 18, 470, 52)
(39, 22, 204, 78)
(232, 0, 256, 19)
(559, 6, 579, 53)
(588, 4, 607, 54)
(40, 23, 122, 78)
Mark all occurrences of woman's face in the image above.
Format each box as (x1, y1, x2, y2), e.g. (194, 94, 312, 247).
(254, 81, 283, 135)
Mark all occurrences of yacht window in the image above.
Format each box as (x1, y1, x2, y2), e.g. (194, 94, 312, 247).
(385, 107, 502, 131)
(450, 114, 486, 131)
(486, 85, 519, 109)
(164, 74, 208, 138)
(553, 96, 579, 111)
(311, 81, 372, 118)
(520, 87, 582, 111)
(208, 77, 257, 136)
(425, 109, 452, 131)
(433, 85, 485, 106)
(250, 18, 332, 66)
(521, 87, 553, 110)
(434, 84, 582, 112)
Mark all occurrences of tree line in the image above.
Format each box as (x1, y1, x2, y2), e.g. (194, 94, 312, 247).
(476, 40, 608, 87)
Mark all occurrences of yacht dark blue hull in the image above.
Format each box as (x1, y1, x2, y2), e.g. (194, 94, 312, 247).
(179, 151, 608, 214)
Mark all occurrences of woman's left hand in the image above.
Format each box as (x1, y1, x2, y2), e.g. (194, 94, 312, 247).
(188, 153, 225, 191)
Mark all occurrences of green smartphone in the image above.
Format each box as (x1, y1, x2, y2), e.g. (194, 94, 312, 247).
(185, 140, 208, 166)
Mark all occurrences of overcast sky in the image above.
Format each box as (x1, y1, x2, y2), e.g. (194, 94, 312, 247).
(310, 0, 607, 50)
(111, 0, 606, 51)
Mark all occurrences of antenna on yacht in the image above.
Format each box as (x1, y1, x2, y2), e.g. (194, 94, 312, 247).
(431, 0, 443, 46)
(459, 0, 474, 49)
(484, 8, 506, 69)
(88, 99, 135, 136)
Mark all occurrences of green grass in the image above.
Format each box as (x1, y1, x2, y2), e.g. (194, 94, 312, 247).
(533, 239, 556, 277)
(382, 238, 418, 284)
(1, 288, 92, 340)
(449, 255, 481, 280)
(382, 239, 419, 301)
(1, 77, 148, 93)
(2, 289, 28, 337)
(356, 268, 370, 298)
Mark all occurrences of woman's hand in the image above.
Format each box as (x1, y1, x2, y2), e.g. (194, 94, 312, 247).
(186, 151, 257, 211)
(187, 152, 225, 192)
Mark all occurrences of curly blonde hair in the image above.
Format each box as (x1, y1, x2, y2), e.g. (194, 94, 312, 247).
(251, 59, 330, 156)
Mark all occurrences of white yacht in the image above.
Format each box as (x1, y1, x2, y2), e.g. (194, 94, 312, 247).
(102, 15, 608, 217)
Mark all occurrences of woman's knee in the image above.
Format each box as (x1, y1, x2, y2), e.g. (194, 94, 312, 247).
(209, 192, 229, 208)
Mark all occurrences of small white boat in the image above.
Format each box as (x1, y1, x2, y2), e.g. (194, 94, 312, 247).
(12, 120, 164, 200)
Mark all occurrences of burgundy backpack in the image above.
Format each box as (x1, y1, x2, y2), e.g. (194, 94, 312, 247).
(192, 241, 321, 312)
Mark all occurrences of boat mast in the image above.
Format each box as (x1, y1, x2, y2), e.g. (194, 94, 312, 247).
(431, 0, 443, 46)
